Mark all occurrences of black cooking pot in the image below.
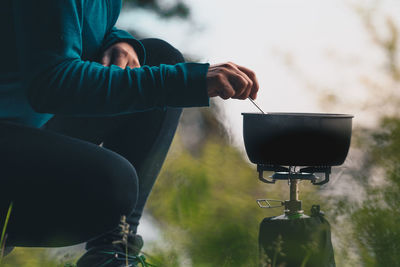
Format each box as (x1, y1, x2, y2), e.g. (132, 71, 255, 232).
(242, 113, 353, 166)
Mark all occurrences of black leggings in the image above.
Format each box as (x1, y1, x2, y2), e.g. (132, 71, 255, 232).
(0, 38, 183, 247)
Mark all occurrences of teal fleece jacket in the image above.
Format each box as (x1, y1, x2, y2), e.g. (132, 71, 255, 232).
(0, 0, 210, 127)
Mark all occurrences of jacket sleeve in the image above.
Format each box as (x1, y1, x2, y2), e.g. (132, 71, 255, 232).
(102, 27, 146, 66)
(13, 0, 210, 116)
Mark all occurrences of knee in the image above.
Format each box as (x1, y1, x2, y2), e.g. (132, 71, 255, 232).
(96, 153, 139, 219)
(140, 38, 185, 66)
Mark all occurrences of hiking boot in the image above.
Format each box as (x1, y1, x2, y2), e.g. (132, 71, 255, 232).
(76, 216, 148, 267)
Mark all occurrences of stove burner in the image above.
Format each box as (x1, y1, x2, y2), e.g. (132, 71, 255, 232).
(256, 165, 332, 215)
(257, 164, 331, 185)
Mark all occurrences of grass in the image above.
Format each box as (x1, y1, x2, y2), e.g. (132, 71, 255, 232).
(0, 247, 77, 267)
(0, 202, 77, 267)
(0, 202, 13, 262)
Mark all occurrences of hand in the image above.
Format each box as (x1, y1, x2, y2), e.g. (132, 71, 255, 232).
(100, 42, 141, 69)
(207, 62, 259, 100)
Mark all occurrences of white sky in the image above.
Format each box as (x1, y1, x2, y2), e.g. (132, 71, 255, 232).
(118, 0, 400, 145)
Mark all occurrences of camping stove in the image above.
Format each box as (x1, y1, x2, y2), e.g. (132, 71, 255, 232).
(241, 112, 353, 266)
(254, 164, 337, 266)
(256, 165, 331, 217)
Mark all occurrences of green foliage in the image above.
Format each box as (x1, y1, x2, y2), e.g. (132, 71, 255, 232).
(143, 248, 181, 267)
(350, 118, 400, 267)
(147, 138, 260, 266)
(371, 118, 400, 168)
(322, 117, 400, 267)
(0, 247, 76, 267)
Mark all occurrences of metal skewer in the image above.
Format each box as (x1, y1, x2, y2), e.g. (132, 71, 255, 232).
(248, 97, 265, 114)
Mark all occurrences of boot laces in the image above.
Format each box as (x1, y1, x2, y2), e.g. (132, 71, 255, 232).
(99, 216, 156, 267)
(112, 215, 131, 248)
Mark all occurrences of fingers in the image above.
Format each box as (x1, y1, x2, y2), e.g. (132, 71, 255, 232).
(218, 63, 247, 99)
(229, 65, 253, 100)
(100, 42, 141, 69)
(111, 51, 129, 69)
(101, 48, 127, 68)
(110, 51, 140, 69)
(217, 75, 236, 99)
(206, 67, 235, 100)
(128, 58, 141, 69)
(237, 65, 259, 100)
(100, 51, 111, 67)
(221, 62, 257, 100)
(207, 62, 259, 101)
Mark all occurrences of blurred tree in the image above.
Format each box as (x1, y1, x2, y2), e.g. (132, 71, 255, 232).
(270, 1, 400, 266)
(123, 0, 190, 19)
(309, 2, 400, 266)
(349, 119, 400, 267)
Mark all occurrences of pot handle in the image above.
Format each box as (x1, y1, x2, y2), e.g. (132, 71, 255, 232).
(258, 169, 276, 184)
